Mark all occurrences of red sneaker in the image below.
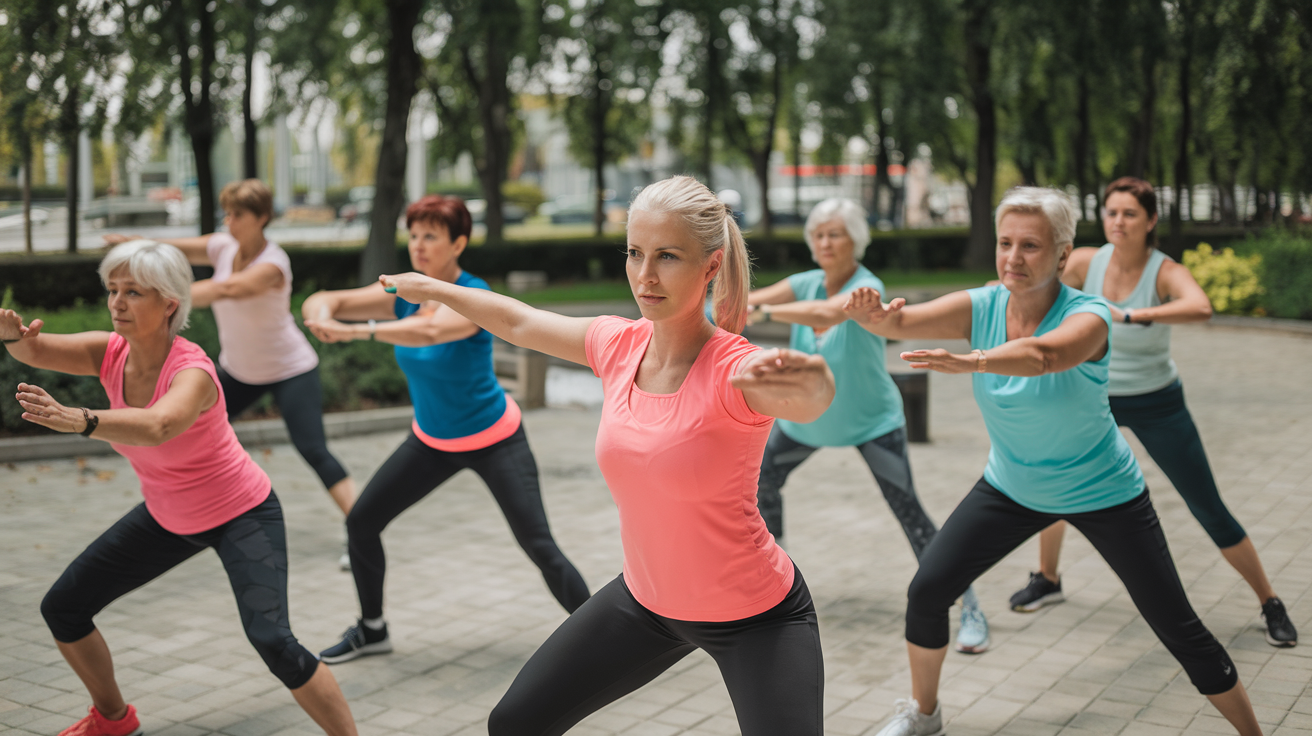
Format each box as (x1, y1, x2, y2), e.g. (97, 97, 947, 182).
(58, 705, 142, 736)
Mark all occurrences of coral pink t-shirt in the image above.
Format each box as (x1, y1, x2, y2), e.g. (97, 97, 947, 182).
(587, 316, 792, 622)
(99, 333, 271, 535)
(207, 234, 319, 385)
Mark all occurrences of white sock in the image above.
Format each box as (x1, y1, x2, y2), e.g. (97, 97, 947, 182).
(362, 617, 385, 630)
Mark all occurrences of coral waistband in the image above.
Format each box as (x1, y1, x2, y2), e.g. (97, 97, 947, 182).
(412, 394, 522, 453)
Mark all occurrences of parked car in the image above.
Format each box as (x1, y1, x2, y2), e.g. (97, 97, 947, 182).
(465, 199, 528, 225)
(542, 193, 626, 224)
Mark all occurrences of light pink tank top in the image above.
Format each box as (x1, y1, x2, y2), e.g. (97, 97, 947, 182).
(587, 316, 792, 622)
(99, 334, 271, 534)
(207, 234, 319, 385)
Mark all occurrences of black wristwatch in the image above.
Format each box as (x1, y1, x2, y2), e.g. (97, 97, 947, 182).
(79, 408, 99, 437)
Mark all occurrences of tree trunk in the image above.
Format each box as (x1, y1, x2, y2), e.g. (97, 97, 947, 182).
(242, 1, 259, 180)
(1127, 55, 1156, 180)
(63, 85, 80, 254)
(592, 68, 608, 237)
(962, 0, 996, 270)
(1073, 72, 1091, 219)
(360, 0, 421, 283)
(22, 140, 34, 255)
(699, 13, 720, 189)
(1167, 24, 1191, 259)
(462, 7, 517, 246)
(872, 81, 892, 223)
(177, 0, 218, 234)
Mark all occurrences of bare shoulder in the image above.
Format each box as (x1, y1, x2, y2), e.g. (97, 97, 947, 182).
(1156, 257, 1200, 296)
(1062, 246, 1099, 287)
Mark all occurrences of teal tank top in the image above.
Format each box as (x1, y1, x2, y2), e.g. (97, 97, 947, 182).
(777, 266, 905, 447)
(1083, 244, 1178, 396)
(969, 284, 1144, 513)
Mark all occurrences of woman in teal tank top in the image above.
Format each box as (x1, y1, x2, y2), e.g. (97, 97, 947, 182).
(850, 187, 1260, 736)
(1007, 177, 1296, 649)
(745, 198, 989, 654)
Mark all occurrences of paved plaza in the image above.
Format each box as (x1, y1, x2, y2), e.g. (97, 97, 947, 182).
(2, 323, 1311, 736)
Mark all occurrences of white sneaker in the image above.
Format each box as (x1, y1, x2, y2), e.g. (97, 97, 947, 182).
(874, 698, 944, 736)
(339, 541, 351, 572)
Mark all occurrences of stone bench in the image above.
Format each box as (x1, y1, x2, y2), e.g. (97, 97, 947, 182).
(494, 342, 547, 409)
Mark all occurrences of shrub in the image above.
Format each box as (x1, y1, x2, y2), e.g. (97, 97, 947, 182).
(503, 180, 547, 215)
(1182, 243, 1263, 315)
(1251, 232, 1312, 320)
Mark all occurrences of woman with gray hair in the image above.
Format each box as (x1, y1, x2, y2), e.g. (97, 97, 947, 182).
(847, 188, 1260, 736)
(746, 197, 990, 653)
(0, 240, 358, 736)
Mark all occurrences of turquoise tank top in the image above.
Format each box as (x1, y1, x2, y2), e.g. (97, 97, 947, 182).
(1083, 244, 1178, 396)
(969, 285, 1144, 513)
(777, 266, 905, 447)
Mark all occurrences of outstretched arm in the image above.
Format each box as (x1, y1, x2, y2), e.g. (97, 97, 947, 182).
(731, 349, 835, 423)
(748, 292, 851, 330)
(15, 367, 217, 446)
(191, 263, 285, 307)
(843, 287, 973, 341)
(104, 232, 213, 265)
(0, 309, 108, 376)
(381, 272, 593, 366)
(901, 312, 1108, 376)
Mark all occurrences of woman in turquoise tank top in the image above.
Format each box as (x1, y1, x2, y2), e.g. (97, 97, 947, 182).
(745, 198, 989, 654)
(850, 187, 1260, 736)
(1006, 177, 1296, 649)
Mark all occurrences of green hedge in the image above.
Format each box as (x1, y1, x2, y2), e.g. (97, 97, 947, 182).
(1248, 232, 1312, 319)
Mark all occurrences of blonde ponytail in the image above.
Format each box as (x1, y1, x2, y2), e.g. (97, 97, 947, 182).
(630, 175, 753, 334)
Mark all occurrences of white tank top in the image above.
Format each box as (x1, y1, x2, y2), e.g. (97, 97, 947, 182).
(1083, 244, 1178, 396)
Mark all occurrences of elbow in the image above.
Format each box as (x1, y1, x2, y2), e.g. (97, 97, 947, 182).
(1034, 347, 1061, 376)
(1198, 302, 1213, 321)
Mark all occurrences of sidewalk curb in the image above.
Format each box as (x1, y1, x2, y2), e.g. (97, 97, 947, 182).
(1206, 314, 1312, 336)
(0, 406, 415, 464)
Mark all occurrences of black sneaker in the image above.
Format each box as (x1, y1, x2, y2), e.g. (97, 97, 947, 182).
(1261, 598, 1297, 648)
(320, 620, 392, 663)
(1009, 572, 1064, 612)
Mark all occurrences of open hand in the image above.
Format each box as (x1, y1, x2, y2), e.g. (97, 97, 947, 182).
(730, 348, 827, 389)
(0, 309, 42, 343)
(843, 287, 905, 326)
(16, 383, 86, 433)
(900, 348, 975, 374)
(379, 272, 440, 304)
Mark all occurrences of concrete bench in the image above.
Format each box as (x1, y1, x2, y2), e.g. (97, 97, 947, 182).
(494, 342, 547, 409)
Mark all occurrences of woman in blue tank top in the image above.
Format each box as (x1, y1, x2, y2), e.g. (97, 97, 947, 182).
(300, 195, 589, 663)
(850, 187, 1260, 736)
(1006, 177, 1295, 648)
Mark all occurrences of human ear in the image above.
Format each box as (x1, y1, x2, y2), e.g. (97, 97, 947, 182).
(705, 250, 724, 282)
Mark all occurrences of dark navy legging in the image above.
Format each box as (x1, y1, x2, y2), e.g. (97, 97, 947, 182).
(41, 491, 320, 689)
(218, 365, 350, 490)
(1110, 380, 1246, 548)
(907, 480, 1237, 695)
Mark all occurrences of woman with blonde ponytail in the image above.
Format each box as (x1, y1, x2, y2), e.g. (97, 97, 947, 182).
(380, 175, 836, 735)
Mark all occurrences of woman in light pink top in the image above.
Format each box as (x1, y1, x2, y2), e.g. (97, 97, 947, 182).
(105, 179, 355, 521)
(381, 176, 836, 735)
(1, 241, 357, 736)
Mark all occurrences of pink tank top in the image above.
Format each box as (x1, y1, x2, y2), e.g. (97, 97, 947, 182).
(587, 316, 792, 622)
(99, 334, 271, 534)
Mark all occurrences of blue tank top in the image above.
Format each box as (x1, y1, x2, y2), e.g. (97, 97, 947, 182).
(393, 271, 507, 439)
(969, 284, 1144, 513)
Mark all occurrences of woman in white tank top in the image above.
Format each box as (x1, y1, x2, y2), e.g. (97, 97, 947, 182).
(1006, 177, 1296, 648)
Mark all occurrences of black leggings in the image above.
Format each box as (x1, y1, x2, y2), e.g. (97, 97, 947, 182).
(758, 425, 937, 552)
(907, 479, 1237, 695)
(347, 425, 589, 619)
(1111, 381, 1246, 548)
(40, 491, 320, 689)
(489, 567, 823, 736)
(219, 365, 349, 490)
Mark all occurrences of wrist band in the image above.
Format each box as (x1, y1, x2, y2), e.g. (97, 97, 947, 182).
(1123, 309, 1134, 324)
(368, 319, 377, 340)
(762, 306, 772, 323)
(972, 349, 987, 373)
(79, 408, 99, 437)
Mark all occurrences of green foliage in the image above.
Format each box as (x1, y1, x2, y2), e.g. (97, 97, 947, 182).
(501, 180, 545, 215)
(1250, 233, 1312, 320)
(1182, 243, 1263, 315)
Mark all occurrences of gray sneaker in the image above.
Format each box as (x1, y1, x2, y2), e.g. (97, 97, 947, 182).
(875, 698, 944, 736)
(955, 601, 990, 654)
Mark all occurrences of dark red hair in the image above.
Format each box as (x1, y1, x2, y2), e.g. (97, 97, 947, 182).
(405, 195, 473, 243)
(1103, 176, 1158, 243)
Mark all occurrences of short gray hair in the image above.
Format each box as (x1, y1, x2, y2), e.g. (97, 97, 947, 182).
(805, 198, 871, 261)
(98, 240, 194, 339)
(995, 187, 1078, 247)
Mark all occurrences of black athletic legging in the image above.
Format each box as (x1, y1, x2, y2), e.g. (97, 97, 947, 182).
(218, 365, 349, 490)
(347, 425, 589, 619)
(907, 478, 1238, 695)
(40, 491, 320, 689)
(489, 566, 823, 736)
